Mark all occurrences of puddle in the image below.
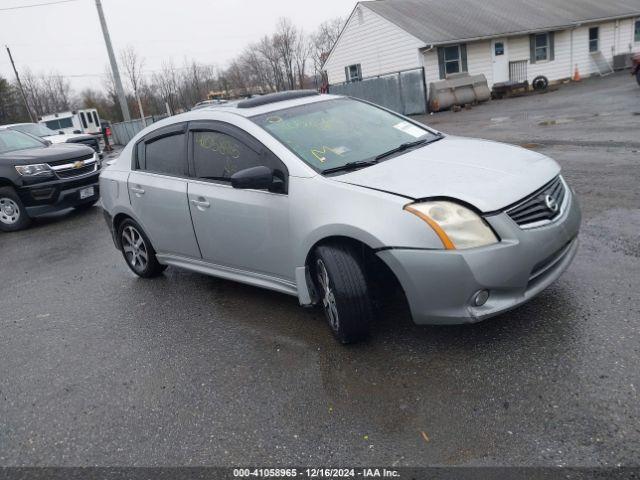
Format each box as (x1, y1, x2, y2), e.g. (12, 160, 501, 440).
(538, 118, 574, 126)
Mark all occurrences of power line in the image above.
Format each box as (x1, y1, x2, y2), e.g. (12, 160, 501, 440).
(0, 0, 78, 11)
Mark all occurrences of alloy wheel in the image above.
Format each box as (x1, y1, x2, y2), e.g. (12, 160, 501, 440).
(122, 225, 148, 271)
(0, 197, 20, 225)
(316, 258, 339, 331)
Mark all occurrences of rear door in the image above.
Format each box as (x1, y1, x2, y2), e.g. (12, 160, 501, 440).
(186, 121, 292, 280)
(128, 123, 201, 258)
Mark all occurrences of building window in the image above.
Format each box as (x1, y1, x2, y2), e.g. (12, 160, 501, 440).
(589, 27, 599, 52)
(437, 44, 468, 79)
(635, 19, 640, 42)
(534, 33, 549, 61)
(345, 64, 362, 82)
(443, 45, 462, 74)
(494, 42, 505, 56)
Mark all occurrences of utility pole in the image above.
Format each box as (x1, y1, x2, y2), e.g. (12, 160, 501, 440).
(5, 45, 34, 122)
(94, 0, 130, 121)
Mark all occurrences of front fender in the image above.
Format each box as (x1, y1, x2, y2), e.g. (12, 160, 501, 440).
(290, 176, 445, 269)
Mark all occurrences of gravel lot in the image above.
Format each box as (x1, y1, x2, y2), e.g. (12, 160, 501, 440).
(1, 71, 639, 467)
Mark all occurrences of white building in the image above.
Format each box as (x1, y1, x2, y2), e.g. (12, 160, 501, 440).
(324, 0, 640, 88)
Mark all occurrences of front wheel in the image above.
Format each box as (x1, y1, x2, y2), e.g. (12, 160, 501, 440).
(118, 219, 166, 278)
(0, 186, 31, 232)
(314, 244, 373, 344)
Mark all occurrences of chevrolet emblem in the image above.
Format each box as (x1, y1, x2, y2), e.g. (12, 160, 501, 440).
(73, 160, 84, 169)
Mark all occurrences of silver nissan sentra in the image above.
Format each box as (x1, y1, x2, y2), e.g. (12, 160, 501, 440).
(100, 91, 581, 343)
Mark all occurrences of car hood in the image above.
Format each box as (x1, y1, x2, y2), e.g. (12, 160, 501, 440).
(44, 133, 94, 143)
(332, 136, 560, 212)
(0, 143, 95, 166)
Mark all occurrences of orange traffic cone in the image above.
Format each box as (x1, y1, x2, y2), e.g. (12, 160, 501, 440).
(573, 64, 581, 82)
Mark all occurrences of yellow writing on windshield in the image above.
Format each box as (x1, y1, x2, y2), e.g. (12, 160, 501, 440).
(311, 146, 342, 163)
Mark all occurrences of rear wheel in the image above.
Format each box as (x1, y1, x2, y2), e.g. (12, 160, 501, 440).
(314, 243, 373, 344)
(118, 218, 166, 278)
(0, 186, 31, 232)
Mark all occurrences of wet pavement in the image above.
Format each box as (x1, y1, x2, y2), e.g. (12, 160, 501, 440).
(1, 72, 639, 467)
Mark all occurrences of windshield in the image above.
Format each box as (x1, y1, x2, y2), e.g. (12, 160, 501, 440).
(0, 129, 46, 155)
(252, 98, 439, 173)
(10, 123, 58, 137)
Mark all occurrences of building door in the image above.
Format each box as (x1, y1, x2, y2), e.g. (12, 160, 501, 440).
(492, 39, 509, 83)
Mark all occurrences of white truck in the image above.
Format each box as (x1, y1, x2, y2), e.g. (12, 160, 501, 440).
(39, 109, 102, 135)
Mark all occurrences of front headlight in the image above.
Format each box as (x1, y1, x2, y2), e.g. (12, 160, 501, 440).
(404, 200, 498, 249)
(14, 164, 53, 177)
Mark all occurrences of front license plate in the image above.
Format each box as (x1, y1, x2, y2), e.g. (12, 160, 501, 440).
(79, 186, 95, 199)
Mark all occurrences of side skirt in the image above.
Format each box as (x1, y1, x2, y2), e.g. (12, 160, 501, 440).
(155, 254, 298, 297)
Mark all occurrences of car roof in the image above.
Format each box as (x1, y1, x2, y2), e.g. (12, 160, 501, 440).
(196, 92, 344, 117)
(0, 123, 34, 129)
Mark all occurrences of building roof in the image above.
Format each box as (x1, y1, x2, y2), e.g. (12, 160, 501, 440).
(363, 0, 640, 45)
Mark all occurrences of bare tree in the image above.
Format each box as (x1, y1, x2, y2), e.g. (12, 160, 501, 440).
(19, 70, 74, 117)
(120, 46, 146, 122)
(293, 33, 312, 89)
(273, 18, 299, 90)
(120, 46, 145, 95)
(8, 14, 348, 125)
(152, 60, 180, 115)
(257, 35, 286, 91)
(311, 17, 344, 89)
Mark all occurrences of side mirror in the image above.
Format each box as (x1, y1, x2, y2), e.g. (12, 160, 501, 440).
(230, 166, 275, 190)
(59, 131, 65, 135)
(73, 130, 81, 134)
(43, 139, 52, 146)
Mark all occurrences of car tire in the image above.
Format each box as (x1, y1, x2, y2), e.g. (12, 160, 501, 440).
(118, 218, 166, 278)
(314, 243, 373, 344)
(636, 70, 640, 86)
(0, 186, 32, 232)
(532, 75, 549, 91)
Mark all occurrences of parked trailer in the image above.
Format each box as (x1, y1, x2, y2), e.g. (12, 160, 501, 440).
(39, 109, 102, 135)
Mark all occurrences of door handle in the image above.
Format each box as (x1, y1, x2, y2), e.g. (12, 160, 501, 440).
(130, 186, 145, 195)
(190, 198, 210, 209)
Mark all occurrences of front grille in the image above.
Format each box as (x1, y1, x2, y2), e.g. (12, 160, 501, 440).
(56, 164, 96, 178)
(47, 153, 94, 167)
(506, 176, 566, 228)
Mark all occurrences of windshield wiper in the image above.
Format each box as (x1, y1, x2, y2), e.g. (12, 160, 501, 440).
(321, 159, 379, 175)
(375, 134, 443, 161)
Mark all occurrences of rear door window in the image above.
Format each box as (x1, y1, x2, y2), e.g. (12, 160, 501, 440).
(137, 125, 187, 176)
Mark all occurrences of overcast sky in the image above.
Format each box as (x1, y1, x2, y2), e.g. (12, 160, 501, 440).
(0, 0, 354, 93)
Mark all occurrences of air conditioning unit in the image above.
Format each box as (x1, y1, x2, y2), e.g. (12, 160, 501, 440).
(613, 54, 631, 70)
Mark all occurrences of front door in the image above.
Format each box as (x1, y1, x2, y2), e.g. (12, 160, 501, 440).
(492, 39, 509, 84)
(128, 123, 201, 258)
(186, 122, 292, 281)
